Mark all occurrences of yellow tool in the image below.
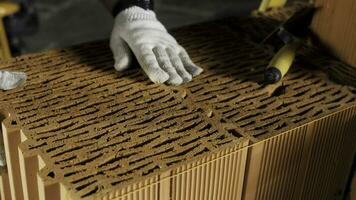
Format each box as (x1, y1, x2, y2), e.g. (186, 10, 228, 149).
(263, 6, 316, 84)
(0, 2, 20, 60)
(265, 41, 300, 83)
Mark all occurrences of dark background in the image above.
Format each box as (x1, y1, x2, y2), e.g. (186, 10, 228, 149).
(19, 0, 262, 53)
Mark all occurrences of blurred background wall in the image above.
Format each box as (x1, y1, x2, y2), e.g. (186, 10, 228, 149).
(17, 0, 261, 53)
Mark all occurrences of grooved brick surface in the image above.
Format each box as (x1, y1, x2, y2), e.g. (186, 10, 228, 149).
(0, 6, 355, 199)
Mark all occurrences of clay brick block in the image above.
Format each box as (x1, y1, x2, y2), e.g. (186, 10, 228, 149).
(0, 5, 355, 200)
(312, 0, 356, 68)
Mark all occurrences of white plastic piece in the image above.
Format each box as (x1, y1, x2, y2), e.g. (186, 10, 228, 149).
(0, 71, 27, 91)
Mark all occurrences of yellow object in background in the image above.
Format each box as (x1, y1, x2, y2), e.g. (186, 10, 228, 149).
(259, 0, 287, 12)
(0, 2, 19, 60)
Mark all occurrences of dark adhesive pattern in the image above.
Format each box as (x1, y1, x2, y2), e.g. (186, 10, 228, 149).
(0, 7, 355, 199)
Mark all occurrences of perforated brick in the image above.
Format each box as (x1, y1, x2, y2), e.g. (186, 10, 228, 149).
(0, 4, 355, 200)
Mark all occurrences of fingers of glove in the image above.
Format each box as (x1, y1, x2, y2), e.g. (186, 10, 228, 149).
(110, 37, 132, 72)
(136, 47, 169, 84)
(0, 71, 27, 90)
(153, 46, 183, 85)
(166, 48, 192, 83)
(179, 49, 203, 77)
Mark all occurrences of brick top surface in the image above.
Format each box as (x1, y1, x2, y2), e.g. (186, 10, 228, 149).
(0, 5, 355, 199)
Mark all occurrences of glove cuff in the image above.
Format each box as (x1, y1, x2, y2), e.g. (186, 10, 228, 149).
(115, 6, 157, 22)
(112, 0, 154, 17)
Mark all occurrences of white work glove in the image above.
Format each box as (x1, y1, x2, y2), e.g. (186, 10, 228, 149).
(0, 71, 27, 91)
(110, 6, 203, 85)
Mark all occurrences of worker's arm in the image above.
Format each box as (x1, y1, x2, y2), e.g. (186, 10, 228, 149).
(100, 0, 203, 85)
(100, 0, 154, 14)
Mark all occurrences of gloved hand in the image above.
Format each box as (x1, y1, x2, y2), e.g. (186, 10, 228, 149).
(110, 6, 203, 85)
(0, 71, 27, 90)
